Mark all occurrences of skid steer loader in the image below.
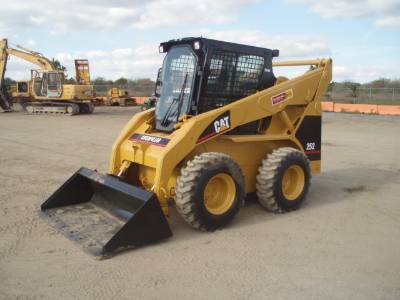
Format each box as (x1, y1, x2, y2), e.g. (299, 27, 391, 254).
(41, 37, 332, 258)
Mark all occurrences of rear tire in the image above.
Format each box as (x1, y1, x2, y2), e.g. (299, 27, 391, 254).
(175, 152, 245, 231)
(256, 147, 311, 213)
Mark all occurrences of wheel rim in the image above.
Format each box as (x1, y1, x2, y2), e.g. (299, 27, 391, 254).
(204, 173, 236, 215)
(282, 165, 305, 200)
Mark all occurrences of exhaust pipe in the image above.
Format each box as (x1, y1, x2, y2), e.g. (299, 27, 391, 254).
(40, 167, 172, 258)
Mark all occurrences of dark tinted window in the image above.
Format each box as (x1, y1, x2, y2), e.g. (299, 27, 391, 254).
(201, 50, 264, 112)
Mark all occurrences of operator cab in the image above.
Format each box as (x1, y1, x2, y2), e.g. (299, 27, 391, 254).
(31, 70, 64, 98)
(155, 37, 279, 132)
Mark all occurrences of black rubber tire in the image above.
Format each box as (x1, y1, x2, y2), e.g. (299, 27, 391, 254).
(256, 147, 311, 213)
(175, 152, 245, 231)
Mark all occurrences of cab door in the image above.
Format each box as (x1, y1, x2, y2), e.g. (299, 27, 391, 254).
(45, 71, 63, 98)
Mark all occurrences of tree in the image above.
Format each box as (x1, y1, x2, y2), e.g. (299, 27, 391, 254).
(52, 58, 67, 71)
(93, 77, 113, 85)
(327, 81, 335, 92)
(4, 77, 16, 85)
(343, 81, 360, 98)
(115, 77, 128, 86)
(64, 77, 76, 84)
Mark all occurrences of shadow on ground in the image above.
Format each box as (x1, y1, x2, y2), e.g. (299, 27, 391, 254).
(149, 166, 400, 249)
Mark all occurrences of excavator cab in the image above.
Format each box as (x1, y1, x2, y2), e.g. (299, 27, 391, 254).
(32, 70, 63, 98)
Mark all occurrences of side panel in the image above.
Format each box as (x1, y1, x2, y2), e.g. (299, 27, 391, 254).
(61, 84, 93, 100)
(34, 84, 93, 101)
(197, 111, 231, 143)
(295, 116, 322, 161)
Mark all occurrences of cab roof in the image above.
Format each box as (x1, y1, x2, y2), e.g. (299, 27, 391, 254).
(159, 37, 279, 58)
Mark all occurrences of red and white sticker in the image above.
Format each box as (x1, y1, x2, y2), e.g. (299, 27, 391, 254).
(271, 89, 294, 106)
(129, 133, 170, 147)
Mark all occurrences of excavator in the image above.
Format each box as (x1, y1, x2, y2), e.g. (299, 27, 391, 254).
(40, 37, 332, 258)
(0, 39, 94, 115)
(105, 87, 137, 106)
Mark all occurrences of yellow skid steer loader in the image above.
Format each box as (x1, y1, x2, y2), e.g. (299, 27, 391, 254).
(41, 37, 332, 258)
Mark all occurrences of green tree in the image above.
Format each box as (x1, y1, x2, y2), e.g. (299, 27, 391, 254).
(369, 78, 388, 88)
(4, 77, 16, 85)
(115, 77, 128, 86)
(93, 77, 113, 85)
(343, 81, 360, 98)
(64, 77, 76, 84)
(327, 81, 335, 92)
(52, 59, 67, 71)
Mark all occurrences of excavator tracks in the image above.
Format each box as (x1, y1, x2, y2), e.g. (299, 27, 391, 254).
(23, 102, 94, 116)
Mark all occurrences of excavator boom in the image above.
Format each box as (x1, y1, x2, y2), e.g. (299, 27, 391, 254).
(6, 47, 55, 71)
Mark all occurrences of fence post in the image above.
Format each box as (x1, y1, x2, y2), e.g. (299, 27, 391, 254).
(369, 88, 372, 104)
(393, 88, 395, 105)
(354, 87, 356, 104)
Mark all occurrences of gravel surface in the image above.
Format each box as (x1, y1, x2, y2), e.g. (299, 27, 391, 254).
(1, 106, 399, 299)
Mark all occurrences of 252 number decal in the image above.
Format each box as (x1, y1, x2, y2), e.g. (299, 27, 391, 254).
(306, 142, 316, 151)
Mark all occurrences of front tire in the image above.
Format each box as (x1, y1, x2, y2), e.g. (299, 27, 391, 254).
(256, 147, 311, 213)
(175, 152, 245, 231)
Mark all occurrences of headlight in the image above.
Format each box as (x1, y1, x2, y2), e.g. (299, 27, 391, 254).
(194, 41, 201, 50)
(159, 45, 164, 53)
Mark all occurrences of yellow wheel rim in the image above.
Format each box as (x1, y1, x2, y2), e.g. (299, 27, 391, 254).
(282, 165, 305, 201)
(204, 173, 236, 215)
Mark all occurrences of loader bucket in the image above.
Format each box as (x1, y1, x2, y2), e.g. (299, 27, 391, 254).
(40, 167, 172, 258)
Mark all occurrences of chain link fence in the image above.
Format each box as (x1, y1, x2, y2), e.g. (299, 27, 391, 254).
(93, 83, 400, 105)
(325, 86, 400, 105)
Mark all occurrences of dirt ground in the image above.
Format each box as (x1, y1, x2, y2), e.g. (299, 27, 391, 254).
(1, 106, 399, 300)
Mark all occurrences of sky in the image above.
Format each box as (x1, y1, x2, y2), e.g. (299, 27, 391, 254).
(0, 0, 399, 83)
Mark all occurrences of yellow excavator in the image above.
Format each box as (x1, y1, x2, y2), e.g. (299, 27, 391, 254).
(0, 39, 94, 115)
(40, 37, 332, 258)
(105, 87, 136, 106)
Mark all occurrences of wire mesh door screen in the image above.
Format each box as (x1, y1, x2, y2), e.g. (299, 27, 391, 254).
(202, 50, 264, 111)
(168, 52, 196, 98)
